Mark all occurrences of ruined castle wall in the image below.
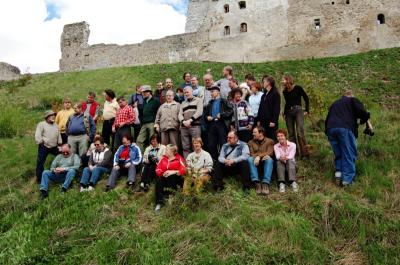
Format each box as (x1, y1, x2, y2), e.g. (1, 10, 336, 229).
(0, 62, 21, 81)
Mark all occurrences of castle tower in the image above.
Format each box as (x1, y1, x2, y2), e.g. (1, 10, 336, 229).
(185, 0, 210, 33)
(59, 22, 90, 71)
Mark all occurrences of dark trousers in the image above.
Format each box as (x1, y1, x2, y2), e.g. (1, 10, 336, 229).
(285, 107, 309, 156)
(36, 144, 59, 183)
(155, 174, 183, 205)
(114, 125, 132, 149)
(61, 133, 68, 144)
(264, 124, 278, 142)
(102, 118, 115, 147)
(132, 124, 141, 143)
(207, 121, 228, 160)
(213, 161, 251, 190)
(237, 130, 252, 143)
(141, 163, 157, 185)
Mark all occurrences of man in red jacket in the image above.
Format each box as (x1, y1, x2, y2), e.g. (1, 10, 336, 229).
(154, 144, 186, 211)
(82, 91, 100, 123)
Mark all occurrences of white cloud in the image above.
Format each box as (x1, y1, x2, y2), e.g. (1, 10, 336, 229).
(0, 0, 187, 73)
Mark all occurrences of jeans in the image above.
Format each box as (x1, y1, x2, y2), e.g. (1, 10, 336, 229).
(285, 106, 309, 156)
(107, 163, 137, 188)
(40, 169, 76, 191)
(36, 144, 59, 183)
(80, 166, 111, 187)
(248, 157, 273, 184)
(327, 128, 357, 185)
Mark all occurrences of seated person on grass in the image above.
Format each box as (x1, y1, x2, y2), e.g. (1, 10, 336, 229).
(184, 137, 213, 195)
(39, 144, 80, 199)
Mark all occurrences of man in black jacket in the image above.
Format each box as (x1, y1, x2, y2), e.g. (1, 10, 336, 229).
(325, 90, 371, 186)
(258, 76, 281, 141)
(204, 85, 234, 160)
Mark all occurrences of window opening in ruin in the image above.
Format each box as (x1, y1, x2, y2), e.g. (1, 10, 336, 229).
(377, 14, 385, 25)
(331, 2, 335, 5)
(240, 23, 248, 33)
(224, 26, 231, 35)
(346, 0, 350, 4)
(239, 1, 246, 9)
(357, 38, 360, 43)
(224, 4, 229, 13)
(314, 19, 321, 30)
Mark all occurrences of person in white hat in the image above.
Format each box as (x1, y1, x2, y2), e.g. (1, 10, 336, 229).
(35, 110, 62, 183)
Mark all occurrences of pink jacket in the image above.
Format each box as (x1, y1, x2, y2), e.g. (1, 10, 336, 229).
(274, 141, 296, 161)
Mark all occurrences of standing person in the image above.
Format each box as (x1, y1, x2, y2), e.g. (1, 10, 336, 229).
(191, 76, 204, 100)
(282, 74, 310, 157)
(137, 85, 160, 153)
(258, 76, 281, 141)
(162, 78, 174, 104)
(39, 144, 81, 199)
(102, 89, 119, 147)
(184, 137, 213, 195)
(106, 135, 142, 191)
(55, 98, 74, 144)
(154, 82, 165, 102)
(128, 85, 144, 141)
(247, 126, 275, 195)
(274, 129, 298, 193)
(245, 73, 256, 89)
(35, 110, 62, 183)
(204, 85, 234, 160)
(227, 78, 239, 101)
(66, 103, 96, 156)
(112, 96, 135, 150)
(175, 87, 185, 103)
(230, 88, 254, 143)
(179, 86, 203, 158)
(154, 144, 186, 211)
(79, 137, 113, 192)
(179, 72, 192, 89)
(213, 131, 251, 192)
(139, 134, 166, 192)
(202, 73, 214, 106)
(239, 82, 251, 101)
(248, 82, 263, 125)
(82, 91, 100, 123)
(325, 90, 371, 186)
(216, 66, 233, 100)
(155, 90, 180, 146)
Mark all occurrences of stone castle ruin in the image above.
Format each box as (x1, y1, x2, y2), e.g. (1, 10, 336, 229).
(59, 0, 400, 72)
(0, 62, 21, 81)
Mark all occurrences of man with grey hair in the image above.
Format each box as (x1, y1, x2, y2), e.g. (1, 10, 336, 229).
(179, 86, 203, 158)
(216, 66, 233, 100)
(155, 89, 180, 146)
(203, 73, 214, 106)
(137, 85, 160, 153)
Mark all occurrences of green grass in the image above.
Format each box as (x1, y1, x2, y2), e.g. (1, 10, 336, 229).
(0, 48, 399, 264)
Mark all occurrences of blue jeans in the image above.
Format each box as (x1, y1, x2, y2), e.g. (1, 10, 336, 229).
(327, 128, 357, 185)
(40, 169, 76, 191)
(248, 157, 273, 184)
(80, 166, 110, 187)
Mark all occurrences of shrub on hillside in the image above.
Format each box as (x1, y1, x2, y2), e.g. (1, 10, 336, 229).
(0, 106, 30, 138)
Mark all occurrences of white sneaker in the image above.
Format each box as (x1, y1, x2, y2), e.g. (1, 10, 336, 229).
(80, 187, 88, 192)
(88, 186, 94, 191)
(155, 204, 162, 212)
(291, 182, 299, 192)
(279, 183, 286, 193)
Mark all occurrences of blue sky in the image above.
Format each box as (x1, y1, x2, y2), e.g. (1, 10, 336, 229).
(45, 2, 61, 21)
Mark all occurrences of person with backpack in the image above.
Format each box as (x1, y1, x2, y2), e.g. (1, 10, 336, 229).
(66, 103, 96, 156)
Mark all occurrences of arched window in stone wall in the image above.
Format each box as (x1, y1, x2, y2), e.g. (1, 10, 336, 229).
(224, 4, 229, 13)
(314, 19, 321, 30)
(377, 14, 385, 24)
(239, 1, 246, 9)
(240, 23, 247, 33)
(224, 26, 231, 35)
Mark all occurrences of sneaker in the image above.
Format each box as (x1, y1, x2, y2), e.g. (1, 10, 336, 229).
(255, 182, 262, 195)
(143, 184, 149, 192)
(261, 183, 270, 195)
(40, 190, 48, 200)
(155, 204, 162, 212)
(88, 186, 94, 191)
(335, 171, 342, 186)
(279, 183, 286, 193)
(80, 186, 88, 192)
(291, 182, 299, 192)
(127, 182, 135, 191)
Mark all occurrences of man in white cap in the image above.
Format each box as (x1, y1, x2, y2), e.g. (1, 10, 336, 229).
(35, 110, 62, 183)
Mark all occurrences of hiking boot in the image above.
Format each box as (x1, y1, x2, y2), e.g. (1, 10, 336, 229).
(127, 182, 135, 191)
(255, 182, 262, 195)
(279, 183, 286, 193)
(291, 182, 299, 192)
(261, 183, 270, 195)
(40, 190, 48, 200)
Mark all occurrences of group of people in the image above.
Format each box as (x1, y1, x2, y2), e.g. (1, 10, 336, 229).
(34, 66, 371, 211)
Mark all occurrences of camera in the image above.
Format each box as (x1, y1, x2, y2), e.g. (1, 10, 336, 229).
(363, 121, 374, 136)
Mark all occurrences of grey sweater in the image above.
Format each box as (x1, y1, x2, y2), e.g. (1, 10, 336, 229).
(35, 121, 62, 148)
(50, 154, 81, 171)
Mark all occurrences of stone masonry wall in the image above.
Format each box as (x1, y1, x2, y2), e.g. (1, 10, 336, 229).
(0, 62, 21, 81)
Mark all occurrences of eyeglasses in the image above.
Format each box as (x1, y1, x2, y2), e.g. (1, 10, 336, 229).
(62, 151, 70, 155)
(227, 136, 235, 139)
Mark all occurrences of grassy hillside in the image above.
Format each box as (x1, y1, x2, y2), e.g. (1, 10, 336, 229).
(0, 48, 399, 265)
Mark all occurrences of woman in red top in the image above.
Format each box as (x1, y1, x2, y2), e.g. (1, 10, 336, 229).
(155, 144, 186, 211)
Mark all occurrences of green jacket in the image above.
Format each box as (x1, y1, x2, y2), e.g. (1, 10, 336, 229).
(50, 154, 81, 171)
(142, 97, 160, 124)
